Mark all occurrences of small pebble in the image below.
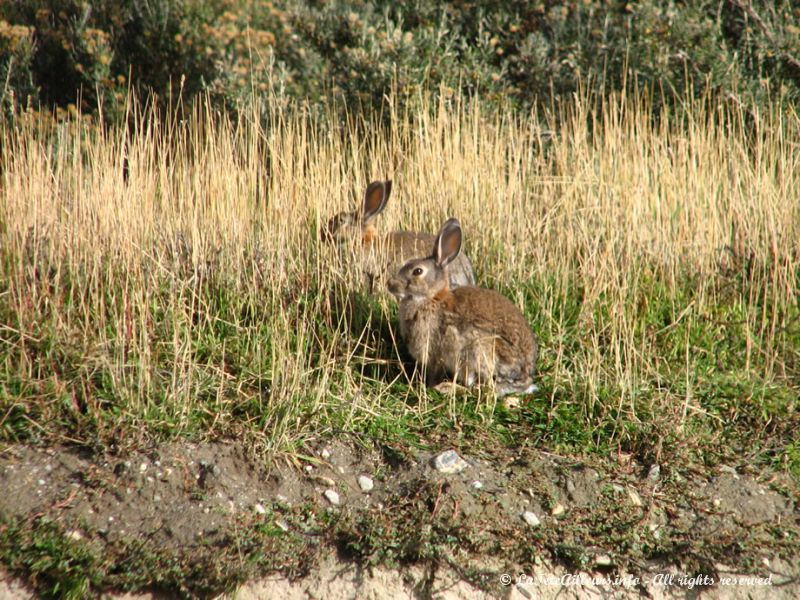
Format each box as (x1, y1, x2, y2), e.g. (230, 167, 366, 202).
(522, 511, 541, 527)
(432, 450, 469, 474)
(254, 503, 267, 515)
(357, 475, 374, 493)
(647, 464, 661, 481)
(312, 475, 337, 487)
(324, 489, 341, 506)
(321, 449, 331, 459)
(595, 554, 613, 566)
(551, 504, 566, 516)
(67, 530, 83, 541)
(275, 519, 290, 532)
(516, 582, 534, 599)
(139, 463, 147, 473)
(471, 480, 483, 490)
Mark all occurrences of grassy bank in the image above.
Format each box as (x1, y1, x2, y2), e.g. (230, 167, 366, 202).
(1, 90, 799, 476)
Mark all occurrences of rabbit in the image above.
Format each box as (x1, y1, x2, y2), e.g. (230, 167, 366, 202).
(322, 180, 475, 291)
(387, 217, 538, 397)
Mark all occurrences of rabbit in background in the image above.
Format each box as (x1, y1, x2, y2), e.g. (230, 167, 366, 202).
(387, 217, 538, 398)
(322, 180, 475, 292)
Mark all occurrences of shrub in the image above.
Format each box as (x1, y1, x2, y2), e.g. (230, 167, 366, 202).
(1, 1, 799, 122)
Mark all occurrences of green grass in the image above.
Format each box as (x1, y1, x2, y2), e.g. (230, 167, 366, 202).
(1, 88, 799, 595)
(0, 518, 103, 600)
(2, 227, 798, 464)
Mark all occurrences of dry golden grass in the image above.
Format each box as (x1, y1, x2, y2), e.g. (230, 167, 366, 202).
(1, 90, 798, 461)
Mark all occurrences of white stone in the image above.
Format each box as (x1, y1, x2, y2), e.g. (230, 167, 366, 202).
(551, 504, 566, 516)
(67, 530, 83, 541)
(321, 448, 331, 459)
(357, 475, 374, 493)
(432, 450, 469, 474)
(254, 503, 267, 515)
(470, 480, 483, 490)
(522, 511, 541, 527)
(324, 489, 341, 506)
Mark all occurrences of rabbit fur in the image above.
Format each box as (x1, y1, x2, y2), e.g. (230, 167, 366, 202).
(387, 218, 537, 397)
(322, 181, 475, 291)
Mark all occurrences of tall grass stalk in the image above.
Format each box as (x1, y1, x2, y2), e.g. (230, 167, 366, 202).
(1, 89, 798, 461)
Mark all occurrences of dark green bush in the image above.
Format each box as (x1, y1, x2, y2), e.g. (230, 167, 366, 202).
(1, 0, 799, 122)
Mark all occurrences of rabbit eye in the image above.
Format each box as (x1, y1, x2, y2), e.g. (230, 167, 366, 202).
(412, 267, 424, 277)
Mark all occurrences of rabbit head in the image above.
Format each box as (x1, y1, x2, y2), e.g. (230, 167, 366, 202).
(386, 217, 462, 302)
(322, 180, 392, 246)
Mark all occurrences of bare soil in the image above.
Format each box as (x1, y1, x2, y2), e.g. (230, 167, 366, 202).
(0, 439, 798, 598)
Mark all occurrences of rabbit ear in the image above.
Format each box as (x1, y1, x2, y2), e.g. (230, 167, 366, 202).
(434, 218, 462, 268)
(362, 180, 392, 223)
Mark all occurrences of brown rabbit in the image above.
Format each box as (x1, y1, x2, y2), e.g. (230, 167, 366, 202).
(387, 218, 538, 397)
(322, 181, 475, 291)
